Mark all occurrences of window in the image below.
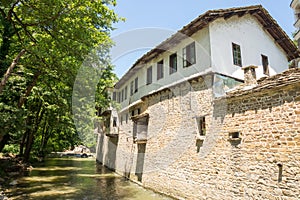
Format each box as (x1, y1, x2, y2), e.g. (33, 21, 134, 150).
(125, 113, 128, 124)
(147, 66, 152, 85)
(157, 60, 164, 80)
(278, 163, 283, 182)
(137, 108, 141, 115)
(197, 117, 206, 136)
(112, 92, 116, 101)
(120, 115, 123, 125)
(134, 77, 138, 93)
(121, 89, 124, 102)
(262, 54, 269, 76)
(183, 42, 196, 68)
(117, 92, 121, 103)
(232, 43, 242, 66)
(124, 86, 128, 100)
(230, 132, 240, 139)
(113, 117, 117, 127)
(130, 81, 134, 96)
(169, 53, 177, 74)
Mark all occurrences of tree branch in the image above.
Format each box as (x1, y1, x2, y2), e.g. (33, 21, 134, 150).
(18, 70, 42, 108)
(0, 49, 26, 94)
(11, 11, 37, 43)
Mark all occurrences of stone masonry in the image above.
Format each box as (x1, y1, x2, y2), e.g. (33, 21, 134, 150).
(96, 68, 300, 200)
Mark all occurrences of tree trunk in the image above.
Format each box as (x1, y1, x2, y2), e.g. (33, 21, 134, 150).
(18, 70, 41, 108)
(23, 131, 34, 162)
(23, 105, 45, 162)
(0, 49, 26, 94)
(0, 16, 14, 76)
(0, 134, 10, 152)
(19, 131, 27, 156)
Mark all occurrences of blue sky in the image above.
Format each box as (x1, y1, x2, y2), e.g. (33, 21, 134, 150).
(111, 0, 295, 78)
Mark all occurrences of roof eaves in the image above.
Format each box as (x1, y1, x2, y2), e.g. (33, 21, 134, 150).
(115, 5, 299, 89)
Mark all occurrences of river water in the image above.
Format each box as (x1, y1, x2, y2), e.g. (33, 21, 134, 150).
(7, 158, 172, 200)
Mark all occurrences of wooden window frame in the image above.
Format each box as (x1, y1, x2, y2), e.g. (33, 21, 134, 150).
(261, 54, 270, 76)
(134, 77, 138, 93)
(183, 42, 196, 68)
(124, 86, 128, 100)
(169, 53, 177, 74)
(147, 66, 152, 85)
(130, 81, 134, 96)
(157, 60, 164, 80)
(232, 43, 242, 67)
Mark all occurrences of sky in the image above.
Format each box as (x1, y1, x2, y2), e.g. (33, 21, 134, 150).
(110, 0, 295, 78)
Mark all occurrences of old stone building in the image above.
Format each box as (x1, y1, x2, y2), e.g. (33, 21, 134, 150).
(96, 5, 300, 200)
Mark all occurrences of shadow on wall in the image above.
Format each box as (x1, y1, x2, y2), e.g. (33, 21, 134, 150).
(96, 133, 105, 164)
(104, 137, 119, 171)
(135, 143, 146, 182)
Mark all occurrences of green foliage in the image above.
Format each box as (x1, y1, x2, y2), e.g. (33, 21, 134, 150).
(2, 144, 19, 154)
(0, 0, 120, 159)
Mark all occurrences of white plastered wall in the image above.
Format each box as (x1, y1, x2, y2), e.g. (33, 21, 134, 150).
(209, 14, 289, 80)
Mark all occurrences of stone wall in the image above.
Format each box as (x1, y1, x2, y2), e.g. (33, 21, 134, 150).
(96, 69, 300, 200)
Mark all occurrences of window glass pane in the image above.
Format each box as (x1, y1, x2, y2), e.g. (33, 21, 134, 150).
(183, 42, 196, 67)
(232, 43, 242, 66)
(213, 74, 243, 97)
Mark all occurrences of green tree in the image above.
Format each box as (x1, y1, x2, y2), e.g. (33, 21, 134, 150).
(0, 0, 120, 161)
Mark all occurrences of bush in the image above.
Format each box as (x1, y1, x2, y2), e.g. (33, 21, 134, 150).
(2, 144, 19, 154)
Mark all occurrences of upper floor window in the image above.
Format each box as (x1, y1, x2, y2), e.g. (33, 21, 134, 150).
(117, 92, 121, 103)
(134, 77, 138, 93)
(121, 89, 124, 102)
(261, 54, 269, 76)
(169, 53, 177, 74)
(124, 86, 128, 100)
(157, 60, 164, 80)
(130, 81, 134, 96)
(183, 42, 196, 68)
(112, 92, 116, 101)
(147, 66, 152, 85)
(232, 43, 242, 66)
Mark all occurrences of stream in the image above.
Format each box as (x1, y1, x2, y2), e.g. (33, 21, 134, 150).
(6, 158, 172, 200)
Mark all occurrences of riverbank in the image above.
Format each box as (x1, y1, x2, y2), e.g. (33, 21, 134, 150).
(0, 153, 31, 200)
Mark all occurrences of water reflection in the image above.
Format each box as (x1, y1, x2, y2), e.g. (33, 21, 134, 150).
(7, 158, 171, 200)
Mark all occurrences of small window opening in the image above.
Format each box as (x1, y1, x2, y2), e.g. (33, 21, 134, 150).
(113, 117, 117, 127)
(125, 113, 128, 124)
(278, 163, 283, 182)
(131, 110, 135, 117)
(262, 54, 269, 76)
(230, 132, 240, 139)
(137, 108, 141, 115)
(196, 117, 206, 136)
